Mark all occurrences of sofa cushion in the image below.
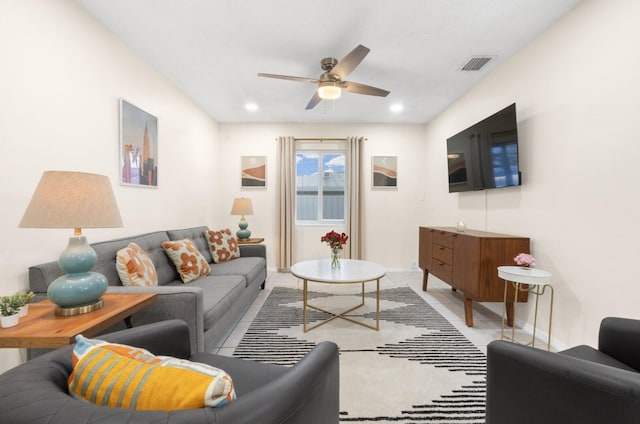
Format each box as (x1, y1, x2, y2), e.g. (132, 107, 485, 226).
(69, 335, 236, 410)
(205, 229, 240, 263)
(560, 345, 638, 372)
(91, 231, 178, 286)
(115, 243, 158, 287)
(212, 257, 266, 288)
(167, 226, 212, 263)
(162, 239, 211, 284)
(187, 275, 246, 330)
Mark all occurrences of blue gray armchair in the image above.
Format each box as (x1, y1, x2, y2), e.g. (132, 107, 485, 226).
(486, 317, 640, 423)
(0, 319, 339, 423)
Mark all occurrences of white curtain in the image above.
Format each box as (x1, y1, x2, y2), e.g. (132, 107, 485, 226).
(276, 136, 296, 271)
(345, 136, 364, 259)
(278, 135, 363, 267)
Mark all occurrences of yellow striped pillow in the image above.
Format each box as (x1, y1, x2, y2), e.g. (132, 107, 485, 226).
(69, 335, 235, 410)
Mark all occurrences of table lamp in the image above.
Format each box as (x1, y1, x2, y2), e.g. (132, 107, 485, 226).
(230, 197, 253, 239)
(19, 171, 123, 316)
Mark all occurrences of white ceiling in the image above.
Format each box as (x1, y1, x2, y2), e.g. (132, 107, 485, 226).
(74, 0, 584, 124)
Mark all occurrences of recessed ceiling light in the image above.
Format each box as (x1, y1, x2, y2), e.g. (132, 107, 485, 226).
(390, 104, 404, 113)
(245, 103, 259, 112)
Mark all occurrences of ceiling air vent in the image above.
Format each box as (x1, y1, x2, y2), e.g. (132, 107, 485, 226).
(460, 56, 492, 71)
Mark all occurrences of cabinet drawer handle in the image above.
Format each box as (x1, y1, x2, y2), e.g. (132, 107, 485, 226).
(437, 261, 444, 266)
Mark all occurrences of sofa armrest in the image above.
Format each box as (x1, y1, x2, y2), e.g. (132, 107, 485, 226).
(96, 319, 192, 359)
(599, 317, 640, 370)
(486, 340, 640, 424)
(239, 243, 266, 259)
(212, 341, 340, 424)
(106, 285, 204, 353)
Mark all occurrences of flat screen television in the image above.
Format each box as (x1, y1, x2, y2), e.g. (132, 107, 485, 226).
(446, 103, 521, 193)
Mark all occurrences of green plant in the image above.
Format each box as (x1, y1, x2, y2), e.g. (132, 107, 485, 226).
(0, 295, 21, 317)
(13, 291, 35, 307)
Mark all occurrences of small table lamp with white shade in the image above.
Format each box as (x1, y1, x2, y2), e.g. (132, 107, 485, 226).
(19, 171, 123, 316)
(230, 197, 253, 240)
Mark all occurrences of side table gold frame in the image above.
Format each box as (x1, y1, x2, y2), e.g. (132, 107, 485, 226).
(498, 266, 554, 351)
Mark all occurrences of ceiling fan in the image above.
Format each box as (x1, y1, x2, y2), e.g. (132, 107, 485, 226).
(258, 44, 390, 110)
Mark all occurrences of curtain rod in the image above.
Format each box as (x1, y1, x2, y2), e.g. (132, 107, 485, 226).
(295, 137, 346, 142)
(274, 137, 367, 142)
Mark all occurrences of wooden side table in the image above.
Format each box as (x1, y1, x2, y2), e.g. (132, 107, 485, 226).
(0, 293, 157, 348)
(498, 266, 554, 350)
(237, 237, 264, 244)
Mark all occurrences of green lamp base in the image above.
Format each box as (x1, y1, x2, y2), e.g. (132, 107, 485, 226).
(236, 215, 251, 240)
(47, 235, 108, 315)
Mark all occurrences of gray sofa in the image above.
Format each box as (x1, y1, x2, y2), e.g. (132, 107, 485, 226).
(28, 226, 267, 355)
(0, 319, 340, 423)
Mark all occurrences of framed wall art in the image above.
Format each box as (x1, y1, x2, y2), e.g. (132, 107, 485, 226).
(119, 99, 158, 188)
(372, 156, 397, 189)
(241, 155, 267, 188)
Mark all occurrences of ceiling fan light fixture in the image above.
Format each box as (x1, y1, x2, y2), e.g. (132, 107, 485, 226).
(317, 81, 341, 100)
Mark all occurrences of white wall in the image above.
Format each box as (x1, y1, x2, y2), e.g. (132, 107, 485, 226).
(217, 123, 426, 269)
(0, 0, 221, 372)
(2, 0, 635, 374)
(423, 0, 640, 348)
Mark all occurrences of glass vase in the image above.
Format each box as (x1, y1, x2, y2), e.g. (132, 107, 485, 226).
(331, 246, 341, 269)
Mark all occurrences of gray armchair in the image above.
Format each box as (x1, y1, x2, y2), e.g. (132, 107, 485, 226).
(486, 317, 640, 424)
(0, 319, 339, 424)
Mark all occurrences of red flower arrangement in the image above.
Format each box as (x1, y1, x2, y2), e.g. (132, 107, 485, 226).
(321, 230, 348, 249)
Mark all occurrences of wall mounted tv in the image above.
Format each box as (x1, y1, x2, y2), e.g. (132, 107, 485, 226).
(446, 103, 521, 193)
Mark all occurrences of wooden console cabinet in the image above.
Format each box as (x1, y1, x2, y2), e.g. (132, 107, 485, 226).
(419, 227, 530, 327)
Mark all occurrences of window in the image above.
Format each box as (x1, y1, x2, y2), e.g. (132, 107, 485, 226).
(296, 151, 345, 223)
(491, 142, 519, 187)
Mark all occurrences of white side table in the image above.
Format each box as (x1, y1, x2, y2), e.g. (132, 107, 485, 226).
(498, 266, 554, 350)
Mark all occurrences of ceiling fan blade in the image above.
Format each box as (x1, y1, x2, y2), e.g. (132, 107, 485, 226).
(257, 73, 318, 84)
(341, 81, 390, 97)
(305, 91, 322, 110)
(328, 44, 370, 80)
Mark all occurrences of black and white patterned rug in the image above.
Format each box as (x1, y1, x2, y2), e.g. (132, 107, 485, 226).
(233, 286, 486, 423)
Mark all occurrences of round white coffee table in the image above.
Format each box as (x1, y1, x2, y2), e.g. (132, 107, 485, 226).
(290, 259, 386, 332)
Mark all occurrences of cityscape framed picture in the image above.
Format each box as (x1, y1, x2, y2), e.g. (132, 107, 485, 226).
(241, 155, 267, 188)
(119, 99, 158, 188)
(372, 156, 397, 189)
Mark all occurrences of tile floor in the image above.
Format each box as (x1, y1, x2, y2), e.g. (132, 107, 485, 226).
(217, 271, 525, 357)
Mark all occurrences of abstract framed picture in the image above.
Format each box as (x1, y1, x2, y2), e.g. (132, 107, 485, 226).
(119, 99, 158, 188)
(372, 156, 397, 189)
(241, 156, 267, 188)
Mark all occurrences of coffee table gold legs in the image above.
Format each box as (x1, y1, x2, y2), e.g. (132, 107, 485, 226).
(303, 278, 380, 332)
(303, 279, 308, 332)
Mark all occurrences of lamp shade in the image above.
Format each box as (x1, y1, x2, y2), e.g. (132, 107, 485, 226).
(230, 197, 254, 216)
(19, 171, 123, 230)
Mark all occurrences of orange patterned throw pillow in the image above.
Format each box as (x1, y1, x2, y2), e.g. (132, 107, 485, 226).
(162, 238, 211, 283)
(115, 243, 158, 286)
(204, 229, 240, 263)
(69, 335, 235, 410)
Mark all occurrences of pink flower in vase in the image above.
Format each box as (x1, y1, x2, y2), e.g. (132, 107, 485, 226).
(514, 253, 535, 267)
